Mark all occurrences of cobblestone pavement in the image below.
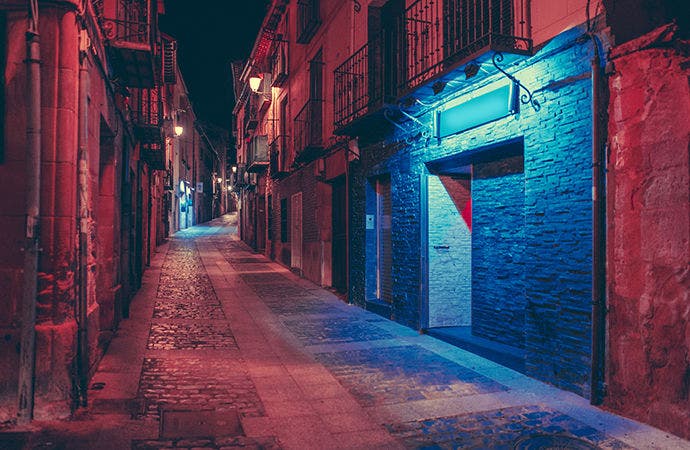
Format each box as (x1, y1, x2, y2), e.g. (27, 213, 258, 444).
(6, 214, 689, 450)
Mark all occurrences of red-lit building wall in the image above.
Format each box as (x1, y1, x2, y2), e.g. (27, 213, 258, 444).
(0, 0, 168, 420)
(605, 24, 690, 440)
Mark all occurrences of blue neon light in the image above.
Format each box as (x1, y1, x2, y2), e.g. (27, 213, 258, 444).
(437, 82, 518, 138)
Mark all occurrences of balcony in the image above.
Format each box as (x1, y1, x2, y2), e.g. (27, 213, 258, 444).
(247, 135, 269, 173)
(296, 0, 320, 44)
(270, 135, 291, 178)
(333, 0, 532, 133)
(162, 35, 177, 85)
(334, 40, 385, 134)
(100, 0, 158, 88)
(271, 40, 289, 87)
(131, 87, 165, 169)
(232, 164, 247, 188)
(294, 99, 323, 164)
(244, 97, 259, 133)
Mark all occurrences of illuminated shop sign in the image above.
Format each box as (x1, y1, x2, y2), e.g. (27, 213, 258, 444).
(436, 81, 518, 138)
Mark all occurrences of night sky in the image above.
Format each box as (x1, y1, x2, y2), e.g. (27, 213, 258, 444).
(159, 0, 271, 130)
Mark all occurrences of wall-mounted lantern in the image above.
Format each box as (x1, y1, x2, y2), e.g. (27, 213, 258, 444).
(249, 75, 262, 93)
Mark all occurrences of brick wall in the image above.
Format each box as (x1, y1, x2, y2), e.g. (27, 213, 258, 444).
(352, 26, 596, 396)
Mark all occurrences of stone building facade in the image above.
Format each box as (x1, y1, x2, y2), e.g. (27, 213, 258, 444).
(233, 0, 353, 293)
(0, 0, 196, 421)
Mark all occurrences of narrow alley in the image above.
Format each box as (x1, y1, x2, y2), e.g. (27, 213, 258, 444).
(3, 214, 686, 450)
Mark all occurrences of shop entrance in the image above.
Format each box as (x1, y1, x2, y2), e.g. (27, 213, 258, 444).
(425, 139, 526, 372)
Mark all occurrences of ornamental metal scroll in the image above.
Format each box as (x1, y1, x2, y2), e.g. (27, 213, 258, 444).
(491, 52, 541, 112)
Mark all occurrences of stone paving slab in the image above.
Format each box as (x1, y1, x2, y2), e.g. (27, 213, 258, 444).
(147, 323, 238, 350)
(386, 404, 633, 449)
(153, 298, 226, 320)
(137, 357, 264, 420)
(314, 345, 509, 407)
(282, 316, 396, 345)
(131, 435, 281, 449)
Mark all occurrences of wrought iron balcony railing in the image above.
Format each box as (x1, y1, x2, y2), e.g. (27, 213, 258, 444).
(270, 135, 291, 178)
(244, 97, 259, 133)
(100, 0, 158, 88)
(271, 40, 289, 87)
(401, 0, 530, 90)
(334, 40, 385, 130)
(333, 0, 532, 132)
(131, 86, 164, 169)
(131, 87, 162, 142)
(294, 98, 323, 163)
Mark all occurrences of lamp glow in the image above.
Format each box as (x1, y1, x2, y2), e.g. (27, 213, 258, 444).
(249, 76, 262, 92)
(174, 125, 184, 136)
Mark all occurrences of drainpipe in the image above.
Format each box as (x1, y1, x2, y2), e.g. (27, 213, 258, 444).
(76, 30, 90, 408)
(590, 36, 607, 405)
(345, 150, 350, 304)
(17, 0, 41, 424)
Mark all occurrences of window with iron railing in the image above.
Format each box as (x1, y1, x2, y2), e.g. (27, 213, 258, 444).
(294, 99, 323, 157)
(294, 51, 324, 160)
(296, 0, 320, 44)
(270, 135, 291, 177)
(131, 87, 162, 131)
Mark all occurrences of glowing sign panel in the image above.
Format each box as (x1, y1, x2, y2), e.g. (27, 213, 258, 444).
(437, 82, 518, 138)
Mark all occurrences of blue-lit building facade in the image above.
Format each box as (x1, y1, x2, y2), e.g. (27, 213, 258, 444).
(336, 0, 605, 398)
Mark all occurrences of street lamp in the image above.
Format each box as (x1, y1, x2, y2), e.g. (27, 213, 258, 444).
(249, 75, 262, 93)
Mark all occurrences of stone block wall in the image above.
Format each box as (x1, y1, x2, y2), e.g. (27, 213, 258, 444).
(472, 157, 525, 348)
(605, 25, 690, 439)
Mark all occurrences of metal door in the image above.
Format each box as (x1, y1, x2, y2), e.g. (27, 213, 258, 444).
(332, 176, 347, 293)
(376, 177, 392, 303)
(291, 192, 302, 269)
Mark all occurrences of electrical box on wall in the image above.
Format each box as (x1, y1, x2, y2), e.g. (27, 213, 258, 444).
(366, 214, 374, 230)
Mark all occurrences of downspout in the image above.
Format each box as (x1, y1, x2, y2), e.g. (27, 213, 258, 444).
(345, 150, 350, 304)
(17, 0, 41, 423)
(590, 35, 607, 405)
(76, 28, 90, 408)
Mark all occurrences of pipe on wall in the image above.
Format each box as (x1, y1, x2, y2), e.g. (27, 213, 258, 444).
(76, 31, 90, 409)
(17, 0, 42, 423)
(589, 35, 607, 406)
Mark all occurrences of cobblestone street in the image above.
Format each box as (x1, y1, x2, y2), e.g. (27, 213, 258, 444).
(6, 214, 689, 450)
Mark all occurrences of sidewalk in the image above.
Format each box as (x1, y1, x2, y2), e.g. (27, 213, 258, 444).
(7, 214, 689, 449)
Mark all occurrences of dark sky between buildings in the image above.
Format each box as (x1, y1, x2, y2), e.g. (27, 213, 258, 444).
(159, 0, 271, 130)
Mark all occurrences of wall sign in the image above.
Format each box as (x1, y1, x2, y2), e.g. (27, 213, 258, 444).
(436, 81, 518, 138)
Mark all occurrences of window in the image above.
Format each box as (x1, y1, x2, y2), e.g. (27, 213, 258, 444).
(296, 0, 320, 44)
(280, 197, 288, 242)
(268, 195, 273, 241)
